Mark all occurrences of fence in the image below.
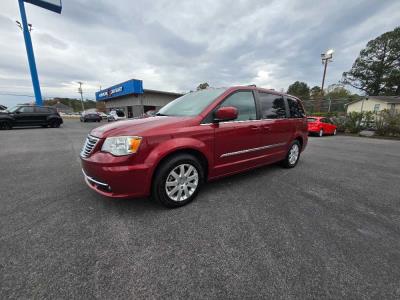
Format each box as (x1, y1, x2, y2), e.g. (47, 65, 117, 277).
(302, 98, 352, 114)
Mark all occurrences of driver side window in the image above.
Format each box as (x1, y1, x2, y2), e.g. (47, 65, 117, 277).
(220, 91, 256, 121)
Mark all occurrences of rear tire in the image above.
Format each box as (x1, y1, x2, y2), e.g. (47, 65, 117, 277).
(281, 140, 301, 168)
(152, 154, 204, 208)
(50, 120, 60, 128)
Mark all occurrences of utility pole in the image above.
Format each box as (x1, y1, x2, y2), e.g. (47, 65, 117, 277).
(328, 96, 332, 113)
(77, 81, 85, 112)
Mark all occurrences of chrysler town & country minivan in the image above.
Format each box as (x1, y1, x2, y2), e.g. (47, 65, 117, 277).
(80, 86, 308, 207)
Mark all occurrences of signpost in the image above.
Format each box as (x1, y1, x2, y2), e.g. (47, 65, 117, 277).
(17, 0, 62, 106)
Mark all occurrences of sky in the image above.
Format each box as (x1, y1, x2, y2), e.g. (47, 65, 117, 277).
(0, 0, 399, 107)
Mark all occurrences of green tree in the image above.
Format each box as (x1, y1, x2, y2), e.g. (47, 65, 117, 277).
(310, 86, 322, 99)
(44, 98, 98, 112)
(196, 82, 210, 90)
(326, 84, 351, 99)
(287, 81, 310, 100)
(342, 27, 400, 96)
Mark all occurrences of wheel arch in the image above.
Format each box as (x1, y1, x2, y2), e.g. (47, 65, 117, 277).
(294, 135, 304, 150)
(150, 147, 209, 189)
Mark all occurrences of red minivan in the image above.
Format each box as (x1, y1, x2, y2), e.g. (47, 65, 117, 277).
(80, 86, 308, 207)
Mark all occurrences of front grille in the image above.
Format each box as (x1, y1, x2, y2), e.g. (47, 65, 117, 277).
(80, 135, 99, 158)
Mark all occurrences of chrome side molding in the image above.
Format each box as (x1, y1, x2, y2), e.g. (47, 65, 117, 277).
(221, 142, 286, 158)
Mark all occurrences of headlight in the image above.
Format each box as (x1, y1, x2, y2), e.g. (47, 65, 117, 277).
(101, 136, 142, 156)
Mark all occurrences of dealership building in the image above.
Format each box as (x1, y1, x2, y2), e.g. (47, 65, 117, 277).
(95, 79, 183, 118)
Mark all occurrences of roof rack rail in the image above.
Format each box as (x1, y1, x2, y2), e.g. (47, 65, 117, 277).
(247, 84, 257, 87)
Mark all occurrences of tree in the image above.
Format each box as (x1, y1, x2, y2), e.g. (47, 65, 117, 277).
(342, 27, 400, 96)
(287, 81, 310, 100)
(43, 98, 97, 112)
(310, 86, 322, 99)
(196, 82, 209, 90)
(326, 84, 351, 99)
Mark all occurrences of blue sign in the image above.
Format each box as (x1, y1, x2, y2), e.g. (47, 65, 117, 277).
(24, 0, 62, 14)
(96, 79, 144, 101)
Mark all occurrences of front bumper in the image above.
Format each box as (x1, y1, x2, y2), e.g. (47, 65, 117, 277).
(81, 155, 153, 198)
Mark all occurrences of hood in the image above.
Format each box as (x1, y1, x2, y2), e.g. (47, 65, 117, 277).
(90, 116, 194, 138)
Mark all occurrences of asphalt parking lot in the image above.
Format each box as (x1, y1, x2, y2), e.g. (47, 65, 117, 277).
(1, 119, 400, 299)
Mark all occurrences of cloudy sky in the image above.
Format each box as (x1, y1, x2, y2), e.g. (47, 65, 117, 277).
(0, 0, 399, 107)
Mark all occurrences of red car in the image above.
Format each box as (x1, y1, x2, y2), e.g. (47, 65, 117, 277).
(307, 116, 337, 137)
(81, 86, 308, 207)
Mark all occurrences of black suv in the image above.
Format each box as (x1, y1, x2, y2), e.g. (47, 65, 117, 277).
(0, 105, 63, 130)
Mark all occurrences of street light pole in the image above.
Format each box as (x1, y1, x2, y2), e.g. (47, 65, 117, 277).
(17, 0, 43, 106)
(321, 58, 329, 92)
(316, 49, 334, 112)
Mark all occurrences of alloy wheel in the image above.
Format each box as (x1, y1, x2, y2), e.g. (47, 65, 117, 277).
(288, 144, 300, 165)
(0, 121, 11, 130)
(165, 163, 199, 202)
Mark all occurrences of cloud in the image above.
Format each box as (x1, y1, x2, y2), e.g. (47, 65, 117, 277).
(36, 33, 68, 50)
(0, 0, 400, 107)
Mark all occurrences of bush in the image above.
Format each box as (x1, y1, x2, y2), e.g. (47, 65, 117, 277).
(331, 116, 346, 132)
(375, 110, 400, 136)
(345, 112, 364, 133)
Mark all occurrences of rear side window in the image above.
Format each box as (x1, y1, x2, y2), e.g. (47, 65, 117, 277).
(220, 91, 256, 121)
(36, 107, 50, 113)
(258, 92, 286, 119)
(287, 98, 305, 118)
(321, 118, 331, 124)
(307, 118, 317, 122)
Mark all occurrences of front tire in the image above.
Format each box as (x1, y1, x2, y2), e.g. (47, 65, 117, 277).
(0, 120, 12, 130)
(152, 154, 204, 208)
(281, 140, 301, 168)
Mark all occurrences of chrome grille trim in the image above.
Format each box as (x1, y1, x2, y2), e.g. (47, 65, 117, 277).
(80, 135, 99, 158)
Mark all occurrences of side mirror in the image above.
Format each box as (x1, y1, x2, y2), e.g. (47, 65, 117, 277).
(214, 106, 238, 122)
(15, 111, 21, 114)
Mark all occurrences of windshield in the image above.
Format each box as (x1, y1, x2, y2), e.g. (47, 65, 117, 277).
(7, 106, 20, 113)
(157, 88, 227, 116)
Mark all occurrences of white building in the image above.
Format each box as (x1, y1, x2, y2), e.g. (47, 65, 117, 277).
(346, 96, 400, 114)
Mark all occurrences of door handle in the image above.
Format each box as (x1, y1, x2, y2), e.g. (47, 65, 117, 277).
(250, 125, 260, 131)
(262, 126, 271, 132)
